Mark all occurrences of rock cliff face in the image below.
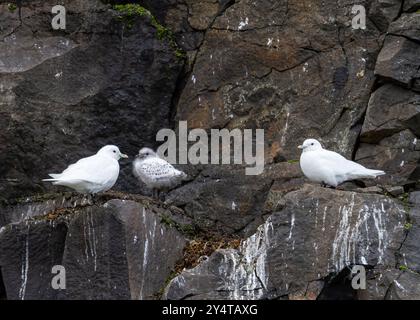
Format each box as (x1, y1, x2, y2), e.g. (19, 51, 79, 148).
(0, 193, 189, 299)
(164, 185, 418, 300)
(0, 0, 419, 300)
(0, 0, 183, 200)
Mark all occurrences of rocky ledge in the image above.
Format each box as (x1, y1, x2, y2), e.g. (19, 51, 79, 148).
(164, 185, 420, 300)
(0, 0, 419, 300)
(0, 193, 193, 299)
(0, 186, 419, 300)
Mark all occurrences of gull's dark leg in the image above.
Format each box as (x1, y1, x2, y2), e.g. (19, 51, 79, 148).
(321, 182, 336, 189)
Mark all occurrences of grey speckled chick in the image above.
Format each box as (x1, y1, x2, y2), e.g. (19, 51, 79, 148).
(132, 148, 188, 199)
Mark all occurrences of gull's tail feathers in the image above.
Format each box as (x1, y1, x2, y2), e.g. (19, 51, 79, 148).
(365, 169, 386, 177)
(42, 173, 63, 182)
(48, 173, 62, 179)
(351, 169, 386, 179)
(180, 171, 189, 181)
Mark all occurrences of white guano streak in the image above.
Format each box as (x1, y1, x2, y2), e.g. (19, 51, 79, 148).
(19, 230, 30, 300)
(224, 217, 274, 300)
(331, 194, 390, 272)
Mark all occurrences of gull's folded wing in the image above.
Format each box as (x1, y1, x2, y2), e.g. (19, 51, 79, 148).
(54, 155, 118, 185)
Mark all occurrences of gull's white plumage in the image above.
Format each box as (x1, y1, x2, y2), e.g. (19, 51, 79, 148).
(299, 139, 385, 187)
(133, 148, 187, 196)
(43, 145, 128, 194)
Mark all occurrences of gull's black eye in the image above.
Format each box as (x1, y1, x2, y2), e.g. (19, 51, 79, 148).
(113, 150, 116, 153)
(311, 143, 314, 146)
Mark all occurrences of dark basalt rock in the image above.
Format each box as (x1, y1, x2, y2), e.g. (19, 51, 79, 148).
(166, 163, 302, 236)
(403, 0, 420, 12)
(369, 0, 402, 32)
(356, 130, 420, 186)
(164, 185, 414, 300)
(388, 13, 420, 42)
(375, 35, 420, 90)
(172, 0, 383, 161)
(361, 267, 420, 300)
(0, 0, 184, 201)
(1, 0, 420, 300)
(360, 84, 420, 143)
(61, 199, 187, 300)
(0, 196, 188, 300)
(0, 220, 67, 300)
(399, 199, 420, 274)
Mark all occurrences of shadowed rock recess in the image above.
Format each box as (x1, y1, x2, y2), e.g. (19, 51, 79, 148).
(0, 0, 419, 300)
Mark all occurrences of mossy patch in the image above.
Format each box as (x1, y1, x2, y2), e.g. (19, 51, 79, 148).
(152, 269, 179, 299)
(7, 3, 17, 12)
(287, 159, 299, 164)
(396, 192, 413, 230)
(113, 4, 154, 30)
(404, 222, 413, 231)
(399, 265, 408, 271)
(113, 4, 186, 60)
(159, 213, 198, 238)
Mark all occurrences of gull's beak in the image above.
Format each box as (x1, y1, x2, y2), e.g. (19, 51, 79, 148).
(298, 145, 303, 149)
(120, 153, 129, 159)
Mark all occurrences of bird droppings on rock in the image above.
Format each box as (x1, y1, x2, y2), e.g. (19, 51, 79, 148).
(1, 0, 420, 300)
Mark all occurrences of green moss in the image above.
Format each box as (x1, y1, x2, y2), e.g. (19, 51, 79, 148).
(112, 4, 185, 60)
(160, 214, 175, 227)
(113, 4, 168, 37)
(397, 192, 413, 230)
(153, 269, 179, 299)
(404, 222, 413, 230)
(113, 4, 151, 30)
(287, 159, 299, 164)
(160, 213, 197, 238)
(7, 3, 17, 12)
(399, 192, 410, 203)
(114, 4, 149, 17)
(175, 48, 186, 59)
(399, 265, 408, 271)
